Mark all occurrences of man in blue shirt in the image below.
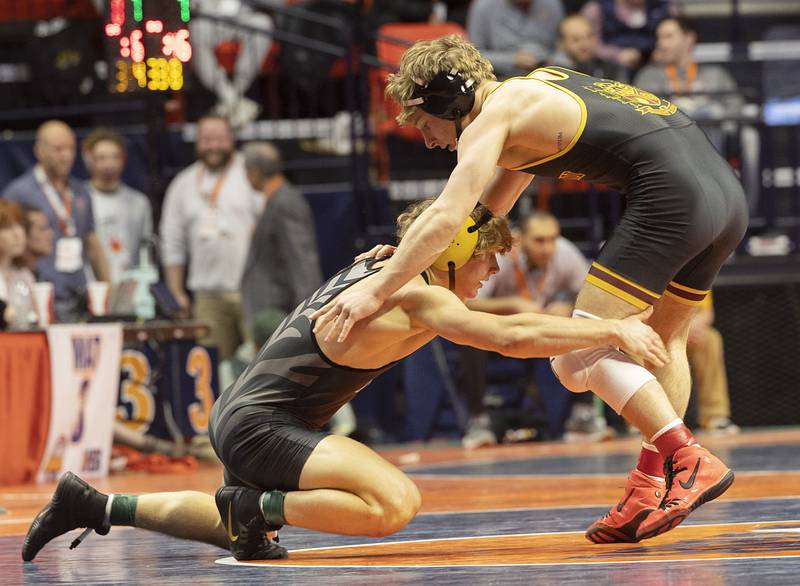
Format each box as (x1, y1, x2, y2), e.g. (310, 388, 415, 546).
(4, 120, 110, 322)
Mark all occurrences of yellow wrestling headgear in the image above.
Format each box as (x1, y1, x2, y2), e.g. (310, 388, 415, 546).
(431, 209, 493, 290)
(432, 216, 479, 271)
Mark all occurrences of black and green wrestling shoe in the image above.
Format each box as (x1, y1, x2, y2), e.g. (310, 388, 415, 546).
(215, 486, 288, 561)
(22, 472, 110, 562)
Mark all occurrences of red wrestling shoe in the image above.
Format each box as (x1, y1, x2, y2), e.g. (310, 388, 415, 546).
(636, 444, 734, 541)
(585, 469, 666, 543)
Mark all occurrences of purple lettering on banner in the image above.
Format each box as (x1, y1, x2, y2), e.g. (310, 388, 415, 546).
(72, 335, 101, 371)
(82, 448, 102, 472)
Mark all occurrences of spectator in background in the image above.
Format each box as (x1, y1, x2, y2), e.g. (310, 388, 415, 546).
(581, 0, 676, 71)
(18, 205, 54, 276)
(159, 114, 261, 361)
(636, 18, 761, 206)
(4, 120, 110, 322)
(459, 211, 592, 447)
(634, 17, 743, 149)
(687, 294, 740, 435)
(190, 0, 273, 127)
(238, 142, 355, 436)
(0, 200, 37, 330)
(240, 141, 323, 336)
(467, 0, 565, 79)
(82, 128, 153, 284)
(551, 13, 628, 81)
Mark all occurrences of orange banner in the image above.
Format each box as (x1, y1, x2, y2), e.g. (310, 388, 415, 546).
(0, 332, 52, 485)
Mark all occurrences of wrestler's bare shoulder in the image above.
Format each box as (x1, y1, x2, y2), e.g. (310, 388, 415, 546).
(481, 77, 548, 116)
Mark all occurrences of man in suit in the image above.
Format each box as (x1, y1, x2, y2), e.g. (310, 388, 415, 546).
(240, 142, 323, 337)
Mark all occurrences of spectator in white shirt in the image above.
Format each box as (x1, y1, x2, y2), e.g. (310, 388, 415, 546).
(83, 128, 153, 284)
(159, 115, 262, 360)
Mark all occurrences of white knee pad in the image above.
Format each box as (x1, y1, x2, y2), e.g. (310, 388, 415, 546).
(550, 310, 656, 414)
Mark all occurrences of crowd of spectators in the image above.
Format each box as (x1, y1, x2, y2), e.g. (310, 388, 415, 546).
(3, 120, 109, 322)
(0, 0, 764, 445)
(0, 117, 320, 349)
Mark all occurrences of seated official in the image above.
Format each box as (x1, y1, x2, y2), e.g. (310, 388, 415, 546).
(461, 210, 593, 446)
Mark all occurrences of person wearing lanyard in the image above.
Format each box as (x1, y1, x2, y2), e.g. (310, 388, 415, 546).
(634, 17, 744, 150)
(636, 16, 762, 208)
(159, 115, 262, 361)
(461, 211, 591, 446)
(3, 120, 110, 322)
(82, 128, 153, 285)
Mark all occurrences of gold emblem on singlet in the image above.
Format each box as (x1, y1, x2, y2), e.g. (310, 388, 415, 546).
(583, 80, 677, 116)
(559, 171, 586, 181)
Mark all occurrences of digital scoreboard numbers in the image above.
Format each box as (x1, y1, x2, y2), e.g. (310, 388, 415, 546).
(105, 0, 192, 93)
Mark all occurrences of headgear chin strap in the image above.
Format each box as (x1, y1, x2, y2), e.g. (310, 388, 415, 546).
(454, 111, 464, 140)
(403, 68, 476, 139)
(432, 208, 494, 291)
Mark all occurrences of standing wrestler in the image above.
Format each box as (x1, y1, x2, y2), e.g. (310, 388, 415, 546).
(23, 202, 668, 562)
(312, 35, 748, 542)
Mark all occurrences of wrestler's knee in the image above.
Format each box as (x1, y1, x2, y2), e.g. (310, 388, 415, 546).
(370, 477, 421, 537)
(551, 346, 656, 414)
(550, 347, 608, 393)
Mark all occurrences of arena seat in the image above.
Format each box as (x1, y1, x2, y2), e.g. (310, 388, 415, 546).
(371, 21, 467, 180)
(0, 0, 96, 21)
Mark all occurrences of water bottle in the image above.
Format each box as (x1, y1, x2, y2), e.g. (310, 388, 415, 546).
(126, 245, 158, 321)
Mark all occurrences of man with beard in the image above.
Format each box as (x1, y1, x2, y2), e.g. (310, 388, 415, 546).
(19, 205, 54, 276)
(82, 128, 153, 284)
(160, 115, 262, 360)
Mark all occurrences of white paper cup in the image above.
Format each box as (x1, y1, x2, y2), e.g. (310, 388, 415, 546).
(87, 281, 110, 316)
(32, 281, 54, 327)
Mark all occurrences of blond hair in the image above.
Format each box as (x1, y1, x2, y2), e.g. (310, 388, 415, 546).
(385, 35, 496, 125)
(396, 199, 513, 258)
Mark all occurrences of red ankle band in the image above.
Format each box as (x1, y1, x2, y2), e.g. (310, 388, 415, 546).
(636, 446, 664, 478)
(652, 423, 696, 459)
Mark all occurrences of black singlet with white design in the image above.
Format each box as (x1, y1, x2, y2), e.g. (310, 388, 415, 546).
(210, 259, 397, 431)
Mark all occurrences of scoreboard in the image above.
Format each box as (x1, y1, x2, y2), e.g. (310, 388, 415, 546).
(104, 0, 193, 93)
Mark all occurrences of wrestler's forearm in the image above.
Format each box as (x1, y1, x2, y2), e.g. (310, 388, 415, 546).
(479, 169, 533, 216)
(369, 185, 478, 301)
(502, 313, 622, 358)
(370, 207, 462, 299)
